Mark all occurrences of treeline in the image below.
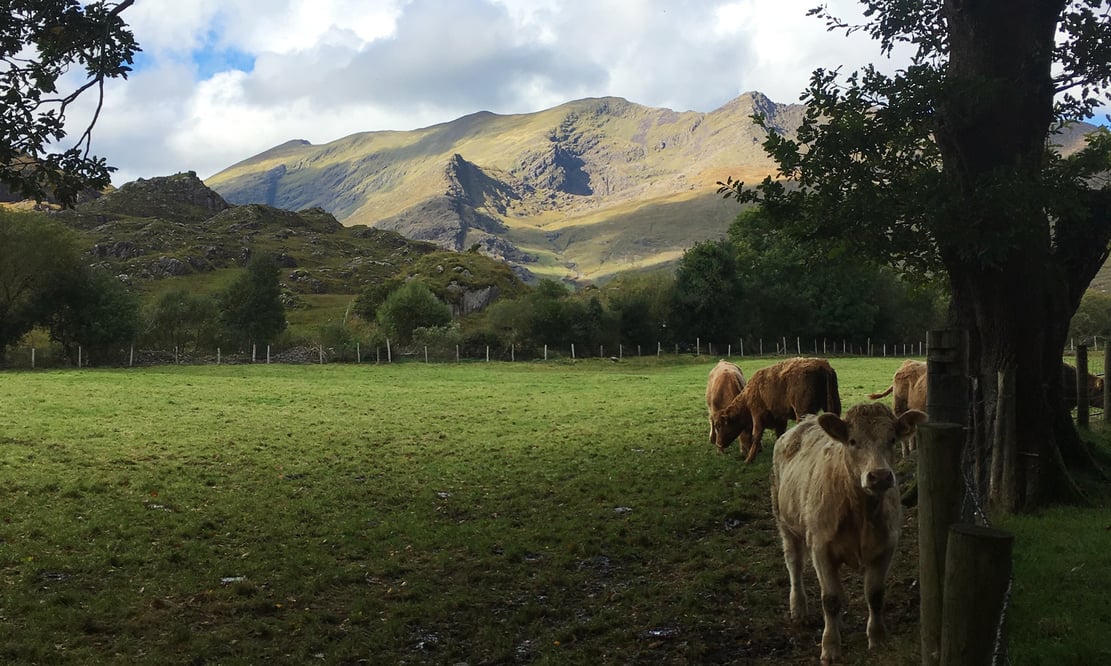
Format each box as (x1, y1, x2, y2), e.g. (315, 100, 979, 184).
(337, 207, 954, 357)
(6, 206, 1109, 366)
(1, 211, 287, 364)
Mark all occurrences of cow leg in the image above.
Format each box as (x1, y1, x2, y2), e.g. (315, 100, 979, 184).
(773, 416, 788, 438)
(811, 547, 845, 665)
(780, 529, 807, 620)
(864, 552, 894, 648)
(743, 421, 765, 464)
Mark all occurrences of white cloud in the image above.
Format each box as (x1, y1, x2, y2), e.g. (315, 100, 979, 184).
(69, 0, 1106, 187)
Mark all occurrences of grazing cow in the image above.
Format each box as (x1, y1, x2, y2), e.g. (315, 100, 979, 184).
(1061, 362, 1105, 409)
(771, 403, 927, 664)
(713, 357, 841, 463)
(706, 360, 746, 452)
(867, 360, 927, 455)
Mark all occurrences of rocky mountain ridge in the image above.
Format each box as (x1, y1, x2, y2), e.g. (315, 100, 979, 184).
(205, 92, 810, 282)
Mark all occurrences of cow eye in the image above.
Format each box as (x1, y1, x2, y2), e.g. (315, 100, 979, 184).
(848, 438, 858, 447)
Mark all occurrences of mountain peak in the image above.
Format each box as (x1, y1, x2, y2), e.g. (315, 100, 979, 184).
(203, 92, 800, 281)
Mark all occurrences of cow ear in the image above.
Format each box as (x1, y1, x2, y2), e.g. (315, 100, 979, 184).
(896, 409, 928, 438)
(818, 413, 850, 444)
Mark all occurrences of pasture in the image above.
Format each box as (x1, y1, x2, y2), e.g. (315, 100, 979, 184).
(0, 357, 1107, 664)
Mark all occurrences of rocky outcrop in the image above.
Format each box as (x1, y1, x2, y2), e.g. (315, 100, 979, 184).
(79, 171, 229, 222)
(150, 256, 191, 277)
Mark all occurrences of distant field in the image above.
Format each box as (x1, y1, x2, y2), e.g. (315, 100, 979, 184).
(0, 357, 1106, 664)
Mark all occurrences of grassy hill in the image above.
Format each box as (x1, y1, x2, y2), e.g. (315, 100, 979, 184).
(47, 172, 526, 331)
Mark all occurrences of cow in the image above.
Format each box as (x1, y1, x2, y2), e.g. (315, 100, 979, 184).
(705, 360, 746, 453)
(771, 403, 928, 665)
(712, 357, 841, 463)
(867, 359, 927, 414)
(1061, 362, 1105, 409)
(867, 360, 927, 455)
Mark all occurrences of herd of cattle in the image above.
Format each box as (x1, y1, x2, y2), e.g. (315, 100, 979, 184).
(703, 355, 1101, 663)
(705, 357, 925, 663)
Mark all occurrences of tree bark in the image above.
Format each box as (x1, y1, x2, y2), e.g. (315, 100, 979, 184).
(935, 1, 1106, 512)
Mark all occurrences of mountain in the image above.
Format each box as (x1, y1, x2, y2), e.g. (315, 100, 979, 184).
(206, 92, 807, 283)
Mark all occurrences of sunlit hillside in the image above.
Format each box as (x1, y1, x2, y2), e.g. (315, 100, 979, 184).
(205, 92, 802, 282)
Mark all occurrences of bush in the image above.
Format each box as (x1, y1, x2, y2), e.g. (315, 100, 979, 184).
(376, 281, 452, 345)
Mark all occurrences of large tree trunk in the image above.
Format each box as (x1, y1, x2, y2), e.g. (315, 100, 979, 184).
(949, 260, 1086, 511)
(934, 1, 1107, 512)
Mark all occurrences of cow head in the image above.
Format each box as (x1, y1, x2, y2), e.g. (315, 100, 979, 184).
(711, 401, 752, 451)
(818, 404, 928, 496)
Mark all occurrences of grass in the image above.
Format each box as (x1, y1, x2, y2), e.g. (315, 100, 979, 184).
(0, 356, 1106, 664)
(999, 427, 1111, 666)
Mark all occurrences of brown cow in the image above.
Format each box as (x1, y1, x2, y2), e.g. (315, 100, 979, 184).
(713, 357, 841, 463)
(867, 360, 927, 455)
(1061, 362, 1105, 409)
(705, 360, 746, 452)
(771, 403, 927, 664)
(867, 359, 927, 414)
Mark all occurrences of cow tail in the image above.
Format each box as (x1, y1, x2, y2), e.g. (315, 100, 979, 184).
(828, 368, 842, 415)
(867, 385, 894, 400)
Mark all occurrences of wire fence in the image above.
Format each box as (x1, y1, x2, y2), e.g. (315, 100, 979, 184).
(0, 335, 933, 370)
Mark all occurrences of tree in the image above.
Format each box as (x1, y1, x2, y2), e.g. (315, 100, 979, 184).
(220, 254, 287, 348)
(727, 207, 945, 341)
(720, 2, 1111, 512)
(671, 240, 746, 345)
(144, 289, 219, 353)
(2, 1, 139, 205)
(0, 211, 81, 357)
(601, 271, 677, 348)
(566, 291, 619, 352)
(527, 279, 576, 348)
(1068, 290, 1111, 344)
(376, 280, 451, 345)
(44, 267, 139, 363)
(352, 277, 404, 321)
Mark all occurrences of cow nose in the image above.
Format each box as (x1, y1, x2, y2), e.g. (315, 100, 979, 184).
(866, 469, 895, 492)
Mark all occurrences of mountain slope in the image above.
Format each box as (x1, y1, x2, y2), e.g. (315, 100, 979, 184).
(51, 173, 526, 318)
(206, 92, 805, 282)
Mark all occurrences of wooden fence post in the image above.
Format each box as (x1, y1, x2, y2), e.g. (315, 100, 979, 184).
(990, 367, 1018, 515)
(1077, 344, 1089, 428)
(920, 327, 971, 666)
(1104, 343, 1110, 422)
(918, 423, 966, 666)
(927, 329, 970, 426)
(939, 525, 1014, 666)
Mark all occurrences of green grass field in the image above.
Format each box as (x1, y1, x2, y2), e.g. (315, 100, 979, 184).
(0, 357, 1107, 664)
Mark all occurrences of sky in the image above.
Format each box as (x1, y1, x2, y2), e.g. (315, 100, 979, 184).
(62, 1, 1106, 187)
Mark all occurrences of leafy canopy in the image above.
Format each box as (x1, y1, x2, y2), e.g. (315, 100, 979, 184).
(0, 210, 82, 352)
(220, 254, 288, 347)
(718, 2, 1111, 277)
(1, 1, 139, 205)
(376, 281, 452, 345)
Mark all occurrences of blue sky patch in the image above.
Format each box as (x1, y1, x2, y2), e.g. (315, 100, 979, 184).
(128, 34, 255, 79)
(191, 47, 256, 78)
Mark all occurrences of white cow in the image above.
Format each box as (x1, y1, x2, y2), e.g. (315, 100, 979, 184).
(770, 402, 927, 664)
